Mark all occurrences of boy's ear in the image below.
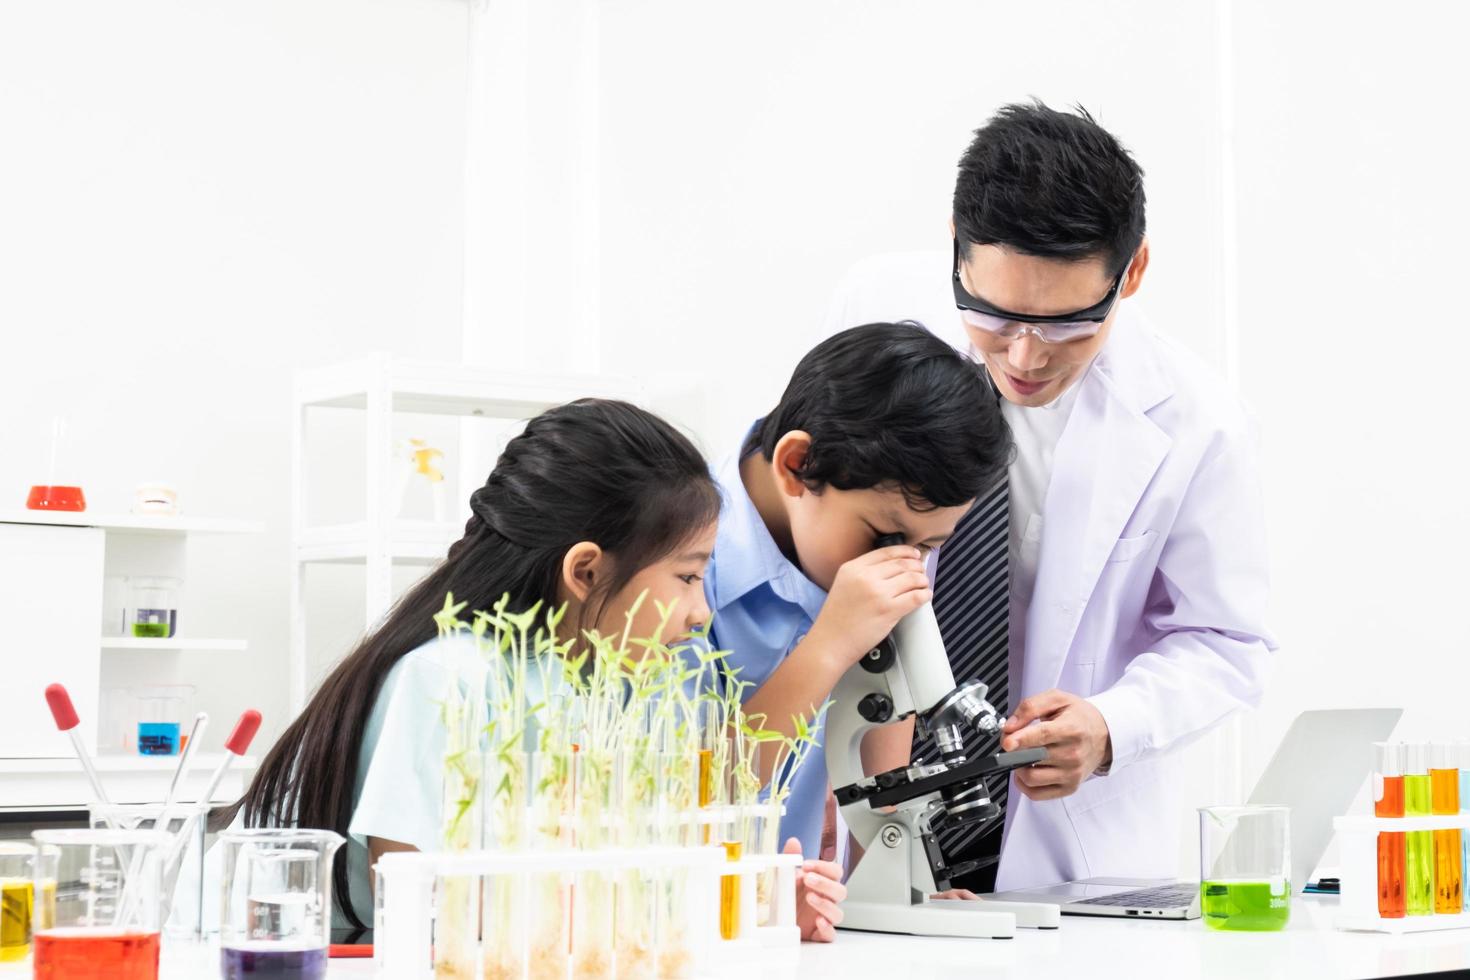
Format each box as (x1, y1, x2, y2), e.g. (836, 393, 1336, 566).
(771, 431, 814, 499)
(561, 541, 605, 602)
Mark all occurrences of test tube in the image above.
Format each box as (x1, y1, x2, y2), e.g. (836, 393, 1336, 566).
(1403, 742, 1434, 916)
(1460, 740, 1470, 914)
(1430, 742, 1463, 914)
(1372, 742, 1405, 918)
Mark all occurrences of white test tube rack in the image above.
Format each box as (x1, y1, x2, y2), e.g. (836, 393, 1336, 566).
(1333, 812, 1470, 933)
(374, 804, 803, 978)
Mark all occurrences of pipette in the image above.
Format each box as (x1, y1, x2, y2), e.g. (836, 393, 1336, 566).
(161, 712, 209, 814)
(44, 683, 116, 824)
(202, 709, 262, 803)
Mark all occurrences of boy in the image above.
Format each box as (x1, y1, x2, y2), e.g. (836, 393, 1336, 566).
(705, 321, 1011, 885)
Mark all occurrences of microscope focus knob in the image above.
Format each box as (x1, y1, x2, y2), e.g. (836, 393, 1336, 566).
(858, 693, 894, 723)
(860, 635, 898, 673)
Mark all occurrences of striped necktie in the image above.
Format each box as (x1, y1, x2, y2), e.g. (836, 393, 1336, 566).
(911, 470, 1009, 891)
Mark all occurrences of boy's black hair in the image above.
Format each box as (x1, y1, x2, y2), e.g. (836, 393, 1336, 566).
(953, 100, 1146, 277)
(744, 322, 1011, 510)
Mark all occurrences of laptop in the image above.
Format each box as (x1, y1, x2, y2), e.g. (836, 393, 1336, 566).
(985, 708, 1403, 919)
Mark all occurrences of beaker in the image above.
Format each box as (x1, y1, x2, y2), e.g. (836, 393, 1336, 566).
(129, 577, 181, 639)
(1, 842, 36, 963)
(91, 803, 207, 942)
(1198, 804, 1291, 931)
(218, 828, 343, 980)
(132, 685, 193, 756)
(31, 828, 167, 980)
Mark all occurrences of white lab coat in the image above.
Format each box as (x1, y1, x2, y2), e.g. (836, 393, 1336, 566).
(825, 252, 1276, 890)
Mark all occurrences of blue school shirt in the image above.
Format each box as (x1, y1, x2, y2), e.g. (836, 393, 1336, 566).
(704, 448, 831, 859)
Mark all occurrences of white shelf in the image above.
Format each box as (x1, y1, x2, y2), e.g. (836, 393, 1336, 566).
(295, 520, 458, 565)
(0, 511, 264, 536)
(0, 753, 258, 811)
(295, 355, 641, 418)
(100, 636, 249, 652)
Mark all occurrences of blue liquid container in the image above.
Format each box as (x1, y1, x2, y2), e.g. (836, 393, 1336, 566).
(137, 722, 180, 755)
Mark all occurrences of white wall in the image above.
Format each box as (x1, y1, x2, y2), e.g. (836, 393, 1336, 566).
(1231, 0, 1470, 778)
(0, 0, 467, 749)
(593, 0, 1232, 460)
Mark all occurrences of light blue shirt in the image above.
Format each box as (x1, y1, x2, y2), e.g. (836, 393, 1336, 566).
(704, 446, 831, 859)
(348, 631, 562, 924)
(192, 632, 558, 931)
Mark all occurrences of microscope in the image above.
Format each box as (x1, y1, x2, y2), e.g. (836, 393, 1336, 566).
(825, 538, 1061, 938)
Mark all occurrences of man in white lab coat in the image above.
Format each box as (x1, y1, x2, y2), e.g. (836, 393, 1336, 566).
(829, 101, 1276, 893)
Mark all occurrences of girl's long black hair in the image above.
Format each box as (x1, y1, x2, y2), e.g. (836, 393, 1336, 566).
(217, 399, 720, 927)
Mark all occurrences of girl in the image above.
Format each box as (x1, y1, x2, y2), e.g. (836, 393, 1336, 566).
(218, 399, 846, 939)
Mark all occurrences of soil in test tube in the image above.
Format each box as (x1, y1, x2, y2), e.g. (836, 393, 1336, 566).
(33, 930, 161, 980)
(220, 944, 328, 980)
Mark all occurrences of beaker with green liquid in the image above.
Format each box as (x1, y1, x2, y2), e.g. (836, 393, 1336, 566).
(1198, 805, 1291, 931)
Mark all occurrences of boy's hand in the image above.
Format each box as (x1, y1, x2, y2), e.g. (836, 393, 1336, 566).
(808, 545, 930, 665)
(786, 837, 845, 942)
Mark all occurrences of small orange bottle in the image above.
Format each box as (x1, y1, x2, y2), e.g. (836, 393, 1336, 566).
(1373, 742, 1406, 918)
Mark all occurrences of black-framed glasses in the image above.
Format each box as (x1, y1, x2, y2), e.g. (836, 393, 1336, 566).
(952, 238, 1129, 344)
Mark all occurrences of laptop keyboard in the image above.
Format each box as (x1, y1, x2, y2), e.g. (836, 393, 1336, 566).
(1071, 883, 1198, 908)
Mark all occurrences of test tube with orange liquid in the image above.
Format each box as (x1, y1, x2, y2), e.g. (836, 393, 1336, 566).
(1372, 742, 1405, 918)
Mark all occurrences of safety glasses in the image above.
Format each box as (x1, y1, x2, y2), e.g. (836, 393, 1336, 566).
(951, 237, 1129, 344)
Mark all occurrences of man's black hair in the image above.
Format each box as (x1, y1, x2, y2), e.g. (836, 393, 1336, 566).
(953, 100, 1146, 277)
(743, 322, 1011, 509)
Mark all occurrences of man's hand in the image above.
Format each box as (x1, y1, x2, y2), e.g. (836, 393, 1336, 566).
(1000, 689, 1112, 801)
(807, 545, 929, 668)
(785, 837, 846, 942)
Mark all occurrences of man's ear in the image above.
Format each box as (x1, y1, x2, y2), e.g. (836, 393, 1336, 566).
(770, 431, 814, 499)
(560, 541, 605, 602)
(1121, 237, 1150, 299)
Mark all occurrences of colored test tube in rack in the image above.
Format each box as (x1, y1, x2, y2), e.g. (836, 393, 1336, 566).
(1336, 740, 1470, 933)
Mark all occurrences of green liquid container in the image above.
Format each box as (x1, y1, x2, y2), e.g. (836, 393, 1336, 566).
(1198, 805, 1291, 932)
(1404, 742, 1434, 916)
(1200, 879, 1291, 931)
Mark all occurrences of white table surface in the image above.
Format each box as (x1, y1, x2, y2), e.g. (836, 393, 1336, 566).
(315, 896, 1470, 980)
(4, 896, 1467, 979)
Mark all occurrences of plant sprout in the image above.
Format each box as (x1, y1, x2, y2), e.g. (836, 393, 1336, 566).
(420, 590, 831, 976)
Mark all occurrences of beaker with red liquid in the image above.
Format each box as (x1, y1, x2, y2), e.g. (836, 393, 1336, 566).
(31, 828, 167, 980)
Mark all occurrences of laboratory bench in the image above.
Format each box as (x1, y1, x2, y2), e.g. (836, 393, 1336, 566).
(4, 895, 1466, 980)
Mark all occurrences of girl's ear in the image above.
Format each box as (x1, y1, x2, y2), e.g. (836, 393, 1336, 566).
(771, 431, 813, 499)
(561, 541, 605, 602)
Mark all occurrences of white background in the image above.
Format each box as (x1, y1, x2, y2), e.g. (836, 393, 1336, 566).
(2, 0, 1466, 874)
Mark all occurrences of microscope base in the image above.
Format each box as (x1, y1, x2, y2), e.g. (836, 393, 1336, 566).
(929, 896, 1063, 929)
(837, 899, 1018, 939)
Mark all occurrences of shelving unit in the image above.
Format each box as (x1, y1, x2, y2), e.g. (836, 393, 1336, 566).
(100, 637, 248, 652)
(0, 511, 261, 536)
(289, 353, 641, 712)
(0, 753, 259, 812)
(0, 510, 263, 811)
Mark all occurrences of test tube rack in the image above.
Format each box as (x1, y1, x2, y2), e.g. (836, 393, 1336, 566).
(374, 806, 803, 979)
(1333, 812, 1470, 933)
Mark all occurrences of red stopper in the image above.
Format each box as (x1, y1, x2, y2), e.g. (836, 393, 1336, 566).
(225, 709, 262, 755)
(45, 683, 80, 731)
